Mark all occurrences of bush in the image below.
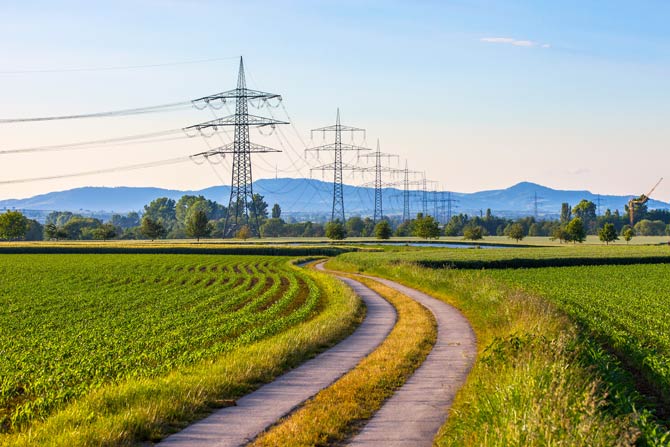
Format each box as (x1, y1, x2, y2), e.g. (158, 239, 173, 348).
(463, 225, 484, 241)
(374, 220, 392, 240)
(326, 221, 346, 240)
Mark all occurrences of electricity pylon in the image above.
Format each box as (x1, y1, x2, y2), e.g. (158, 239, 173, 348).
(306, 109, 369, 223)
(445, 192, 459, 221)
(187, 57, 287, 237)
(358, 139, 399, 223)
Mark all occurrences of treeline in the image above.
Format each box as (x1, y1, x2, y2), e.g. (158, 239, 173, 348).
(0, 194, 327, 241)
(1, 195, 669, 242)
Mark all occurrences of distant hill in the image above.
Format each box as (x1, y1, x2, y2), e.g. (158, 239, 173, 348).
(2, 179, 668, 222)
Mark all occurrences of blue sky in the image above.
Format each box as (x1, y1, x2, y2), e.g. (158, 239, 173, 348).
(1, 0, 669, 202)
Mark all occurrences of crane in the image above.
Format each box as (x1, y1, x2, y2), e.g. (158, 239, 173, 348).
(628, 177, 663, 226)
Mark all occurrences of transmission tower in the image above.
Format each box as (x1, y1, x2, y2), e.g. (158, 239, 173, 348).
(306, 109, 368, 222)
(358, 139, 399, 222)
(445, 192, 459, 221)
(596, 194, 604, 216)
(531, 191, 545, 220)
(378, 161, 422, 221)
(187, 57, 288, 237)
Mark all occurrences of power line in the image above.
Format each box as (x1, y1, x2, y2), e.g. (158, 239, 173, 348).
(0, 56, 240, 74)
(0, 101, 194, 123)
(0, 156, 197, 185)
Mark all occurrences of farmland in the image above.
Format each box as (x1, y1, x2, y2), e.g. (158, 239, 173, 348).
(0, 253, 362, 443)
(486, 264, 670, 409)
(331, 246, 670, 445)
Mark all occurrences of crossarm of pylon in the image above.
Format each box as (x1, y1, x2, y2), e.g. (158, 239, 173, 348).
(193, 88, 281, 103)
(360, 152, 399, 160)
(304, 143, 371, 152)
(191, 142, 281, 158)
(310, 161, 361, 171)
(184, 114, 288, 130)
(310, 124, 365, 133)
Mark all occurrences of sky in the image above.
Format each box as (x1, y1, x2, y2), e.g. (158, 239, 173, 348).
(1, 0, 670, 201)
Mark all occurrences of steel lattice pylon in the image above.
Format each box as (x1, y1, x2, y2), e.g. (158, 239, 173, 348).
(187, 57, 288, 237)
(307, 109, 368, 223)
(358, 139, 399, 223)
(403, 161, 410, 222)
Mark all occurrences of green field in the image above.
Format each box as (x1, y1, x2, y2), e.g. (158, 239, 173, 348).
(342, 244, 670, 269)
(487, 264, 670, 408)
(0, 253, 352, 441)
(332, 245, 670, 445)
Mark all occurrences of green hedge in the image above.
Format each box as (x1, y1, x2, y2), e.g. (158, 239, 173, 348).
(0, 246, 355, 257)
(417, 256, 670, 270)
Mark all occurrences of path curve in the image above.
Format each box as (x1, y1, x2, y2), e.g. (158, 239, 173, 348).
(161, 262, 396, 447)
(348, 274, 477, 446)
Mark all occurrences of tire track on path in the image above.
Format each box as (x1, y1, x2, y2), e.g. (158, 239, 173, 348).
(160, 262, 396, 447)
(347, 274, 477, 446)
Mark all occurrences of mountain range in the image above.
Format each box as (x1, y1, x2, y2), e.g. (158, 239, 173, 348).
(2, 178, 668, 223)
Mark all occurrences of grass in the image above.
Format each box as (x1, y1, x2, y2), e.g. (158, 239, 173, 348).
(0, 256, 364, 446)
(488, 264, 670, 414)
(0, 241, 359, 256)
(329, 252, 668, 446)
(250, 270, 436, 446)
(340, 244, 670, 269)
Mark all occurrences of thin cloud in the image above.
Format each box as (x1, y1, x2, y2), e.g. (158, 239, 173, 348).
(480, 37, 550, 49)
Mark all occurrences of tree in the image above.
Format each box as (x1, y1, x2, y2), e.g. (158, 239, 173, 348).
(144, 198, 176, 224)
(0, 211, 29, 240)
(325, 221, 346, 240)
(463, 225, 484, 241)
(110, 212, 140, 229)
(622, 226, 635, 244)
(271, 203, 282, 219)
(572, 200, 597, 233)
(140, 217, 166, 241)
(23, 220, 43, 241)
(414, 215, 440, 239)
(560, 203, 572, 224)
(236, 225, 251, 240)
(260, 218, 285, 237)
(374, 220, 392, 239)
(634, 219, 666, 236)
(44, 223, 59, 240)
(394, 220, 413, 237)
(598, 223, 618, 245)
(345, 216, 365, 237)
(62, 217, 103, 240)
(185, 209, 211, 241)
(175, 195, 213, 228)
(92, 223, 117, 241)
(46, 211, 75, 227)
(550, 225, 571, 243)
(507, 223, 525, 242)
(248, 194, 269, 222)
(566, 217, 586, 243)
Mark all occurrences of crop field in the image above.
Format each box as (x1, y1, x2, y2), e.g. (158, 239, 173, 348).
(0, 254, 322, 433)
(330, 247, 670, 444)
(340, 244, 670, 269)
(486, 264, 670, 409)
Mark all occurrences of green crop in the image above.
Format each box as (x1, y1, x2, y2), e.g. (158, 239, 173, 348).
(0, 254, 321, 433)
(487, 264, 670, 411)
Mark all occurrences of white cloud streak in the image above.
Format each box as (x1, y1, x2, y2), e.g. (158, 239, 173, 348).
(480, 37, 550, 49)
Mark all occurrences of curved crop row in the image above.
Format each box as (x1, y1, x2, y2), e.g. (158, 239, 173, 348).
(0, 254, 321, 433)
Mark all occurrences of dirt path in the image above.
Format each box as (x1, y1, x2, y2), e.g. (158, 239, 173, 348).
(347, 274, 477, 446)
(160, 263, 397, 447)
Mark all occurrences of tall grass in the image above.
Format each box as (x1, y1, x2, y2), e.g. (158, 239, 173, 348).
(328, 254, 666, 446)
(251, 273, 436, 446)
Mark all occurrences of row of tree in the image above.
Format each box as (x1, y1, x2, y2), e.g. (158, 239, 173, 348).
(1, 196, 668, 242)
